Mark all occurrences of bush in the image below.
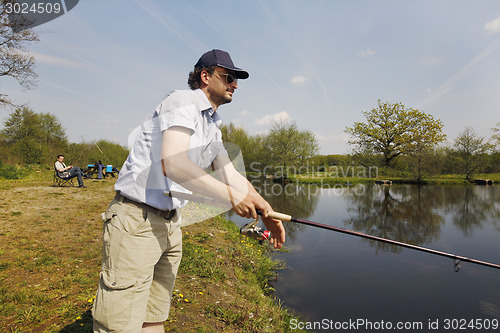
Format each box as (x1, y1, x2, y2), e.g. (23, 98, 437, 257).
(0, 162, 26, 180)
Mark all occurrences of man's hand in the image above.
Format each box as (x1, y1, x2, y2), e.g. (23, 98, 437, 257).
(231, 191, 261, 219)
(231, 191, 285, 249)
(261, 213, 286, 249)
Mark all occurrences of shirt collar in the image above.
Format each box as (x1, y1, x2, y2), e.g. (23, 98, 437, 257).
(195, 89, 222, 127)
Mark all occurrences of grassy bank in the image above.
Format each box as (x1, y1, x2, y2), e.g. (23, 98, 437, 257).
(0, 169, 307, 332)
(289, 173, 500, 186)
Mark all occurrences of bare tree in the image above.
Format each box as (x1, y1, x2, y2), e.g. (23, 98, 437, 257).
(0, 0, 39, 106)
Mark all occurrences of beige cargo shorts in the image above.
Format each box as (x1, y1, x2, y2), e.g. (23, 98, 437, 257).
(92, 195, 182, 332)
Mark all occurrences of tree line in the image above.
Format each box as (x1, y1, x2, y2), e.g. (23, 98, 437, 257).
(1, 102, 498, 182)
(220, 121, 319, 178)
(222, 101, 499, 182)
(0, 107, 129, 178)
(344, 100, 500, 181)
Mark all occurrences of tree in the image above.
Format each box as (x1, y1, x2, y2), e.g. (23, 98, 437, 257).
(345, 100, 446, 168)
(220, 122, 262, 171)
(262, 120, 319, 178)
(491, 122, 500, 151)
(453, 127, 489, 180)
(489, 122, 500, 173)
(0, 1, 39, 106)
(67, 139, 129, 169)
(1, 107, 67, 164)
(406, 111, 447, 182)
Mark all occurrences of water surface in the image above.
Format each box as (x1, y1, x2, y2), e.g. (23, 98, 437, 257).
(230, 183, 500, 332)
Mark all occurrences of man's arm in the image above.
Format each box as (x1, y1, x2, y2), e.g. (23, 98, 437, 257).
(162, 126, 285, 248)
(55, 162, 70, 173)
(162, 126, 245, 207)
(212, 154, 286, 248)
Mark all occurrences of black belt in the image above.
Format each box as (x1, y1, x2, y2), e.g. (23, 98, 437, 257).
(116, 193, 176, 220)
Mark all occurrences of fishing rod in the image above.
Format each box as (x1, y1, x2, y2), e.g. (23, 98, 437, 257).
(242, 210, 500, 272)
(164, 190, 500, 271)
(94, 142, 111, 165)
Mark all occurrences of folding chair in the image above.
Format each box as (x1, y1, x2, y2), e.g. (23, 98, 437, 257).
(53, 167, 74, 187)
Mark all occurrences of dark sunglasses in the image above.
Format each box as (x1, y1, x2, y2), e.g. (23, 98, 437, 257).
(216, 71, 237, 84)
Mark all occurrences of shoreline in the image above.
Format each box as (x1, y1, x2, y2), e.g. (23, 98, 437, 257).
(0, 171, 310, 332)
(286, 173, 500, 186)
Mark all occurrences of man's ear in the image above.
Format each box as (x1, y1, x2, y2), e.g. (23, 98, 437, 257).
(200, 70, 211, 85)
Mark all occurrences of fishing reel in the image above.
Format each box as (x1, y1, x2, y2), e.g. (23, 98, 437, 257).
(240, 218, 270, 242)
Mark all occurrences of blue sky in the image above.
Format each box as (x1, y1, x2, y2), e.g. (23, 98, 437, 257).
(2, 0, 500, 154)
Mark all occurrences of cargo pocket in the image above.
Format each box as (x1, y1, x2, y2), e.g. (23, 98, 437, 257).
(93, 269, 139, 330)
(101, 211, 121, 269)
(101, 211, 116, 223)
(101, 270, 137, 290)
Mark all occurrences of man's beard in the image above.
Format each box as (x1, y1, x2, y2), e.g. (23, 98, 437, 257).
(214, 90, 233, 106)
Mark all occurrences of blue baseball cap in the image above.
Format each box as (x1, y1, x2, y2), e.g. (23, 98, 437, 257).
(195, 49, 249, 79)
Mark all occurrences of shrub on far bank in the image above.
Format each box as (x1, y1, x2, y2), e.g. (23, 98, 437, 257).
(0, 161, 28, 180)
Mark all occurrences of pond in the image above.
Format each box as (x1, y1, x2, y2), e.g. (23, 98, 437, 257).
(229, 182, 500, 332)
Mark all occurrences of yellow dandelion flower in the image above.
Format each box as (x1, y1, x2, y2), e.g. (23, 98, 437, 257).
(198, 292, 203, 295)
(76, 316, 82, 320)
(184, 299, 189, 302)
(179, 294, 184, 298)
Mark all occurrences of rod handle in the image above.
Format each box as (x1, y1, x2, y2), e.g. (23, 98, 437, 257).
(257, 210, 292, 221)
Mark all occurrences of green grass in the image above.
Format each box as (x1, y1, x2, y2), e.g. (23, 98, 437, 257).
(0, 170, 310, 332)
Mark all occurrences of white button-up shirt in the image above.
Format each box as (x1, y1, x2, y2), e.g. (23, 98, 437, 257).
(115, 89, 227, 210)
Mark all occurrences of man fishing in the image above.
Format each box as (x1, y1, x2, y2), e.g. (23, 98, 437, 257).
(92, 49, 286, 333)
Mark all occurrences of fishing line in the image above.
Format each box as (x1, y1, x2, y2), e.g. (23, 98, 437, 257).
(247, 210, 500, 272)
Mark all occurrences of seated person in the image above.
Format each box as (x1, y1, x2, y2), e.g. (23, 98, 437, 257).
(55, 154, 86, 188)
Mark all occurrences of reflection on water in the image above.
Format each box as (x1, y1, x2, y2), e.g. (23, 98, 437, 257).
(345, 185, 445, 254)
(228, 181, 500, 331)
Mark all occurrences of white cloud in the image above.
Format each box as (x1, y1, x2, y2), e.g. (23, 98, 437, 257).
(356, 48, 376, 57)
(291, 76, 307, 84)
(255, 111, 291, 127)
(484, 16, 500, 34)
(239, 110, 250, 116)
(31, 51, 87, 69)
